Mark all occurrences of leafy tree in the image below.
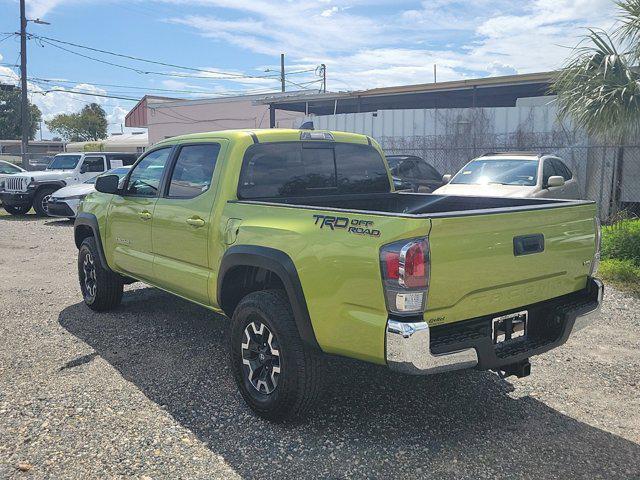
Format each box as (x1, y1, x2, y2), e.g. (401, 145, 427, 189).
(0, 85, 42, 140)
(553, 0, 640, 211)
(45, 102, 108, 142)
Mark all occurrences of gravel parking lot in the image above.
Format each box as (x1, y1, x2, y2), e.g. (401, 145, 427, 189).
(1, 214, 639, 479)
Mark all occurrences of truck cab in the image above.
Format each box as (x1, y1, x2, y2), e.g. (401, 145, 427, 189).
(0, 152, 137, 216)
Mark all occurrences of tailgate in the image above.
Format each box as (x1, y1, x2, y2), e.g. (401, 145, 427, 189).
(426, 202, 598, 326)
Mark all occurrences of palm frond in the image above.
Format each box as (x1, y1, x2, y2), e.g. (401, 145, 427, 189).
(552, 28, 640, 142)
(616, 0, 640, 60)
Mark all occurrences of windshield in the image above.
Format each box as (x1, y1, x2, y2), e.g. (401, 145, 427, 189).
(84, 167, 131, 184)
(451, 159, 538, 186)
(47, 155, 82, 170)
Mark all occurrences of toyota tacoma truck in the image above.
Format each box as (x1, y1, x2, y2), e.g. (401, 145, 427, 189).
(73, 129, 603, 420)
(0, 152, 137, 216)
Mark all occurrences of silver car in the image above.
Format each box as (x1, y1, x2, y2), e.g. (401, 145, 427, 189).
(435, 152, 581, 199)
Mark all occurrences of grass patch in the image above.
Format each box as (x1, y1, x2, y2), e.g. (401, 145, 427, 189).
(600, 218, 640, 295)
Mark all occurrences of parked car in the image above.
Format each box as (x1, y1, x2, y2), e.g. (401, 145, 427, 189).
(435, 152, 580, 199)
(47, 166, 131, 219)
(74, 129, 601, 421)
(0, 160, 26, 207)
(0, 152, 138, 216)
(386, 155, 444, 192)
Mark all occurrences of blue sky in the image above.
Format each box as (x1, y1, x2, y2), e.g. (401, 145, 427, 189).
(0, 0, 618, 137)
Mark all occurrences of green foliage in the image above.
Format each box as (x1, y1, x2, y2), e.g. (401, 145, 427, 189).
(601, 218, 640, 265)
(599, 217, 640, 294)
(0, 86, 42, 140)
(552, 0, 640, 141)
(45, 102, 108, 142)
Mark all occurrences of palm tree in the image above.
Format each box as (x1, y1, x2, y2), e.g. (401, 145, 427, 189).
(553, 0, 640, 213)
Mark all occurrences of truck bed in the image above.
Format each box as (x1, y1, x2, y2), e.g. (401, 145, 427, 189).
(233, 192, 589, 217)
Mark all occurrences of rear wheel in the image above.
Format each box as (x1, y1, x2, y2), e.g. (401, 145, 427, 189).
(78, 236, 123, 311)
(33, 187, 57, 216)
(229, 289, 324, 421)
(3, 204, 30, 215)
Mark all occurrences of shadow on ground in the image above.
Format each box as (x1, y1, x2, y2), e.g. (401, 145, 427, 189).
(59, 287, 640, 479)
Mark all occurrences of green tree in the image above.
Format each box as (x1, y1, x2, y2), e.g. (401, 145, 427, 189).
(0, 85, 42, 140)
(552, 0, 640, 211)
(45, 102, 108, 142)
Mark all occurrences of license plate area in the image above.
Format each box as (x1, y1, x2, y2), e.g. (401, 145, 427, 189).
(492, 311, 528, 344)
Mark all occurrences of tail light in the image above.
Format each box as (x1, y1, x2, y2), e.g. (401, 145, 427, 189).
(380, 237, 430, 315)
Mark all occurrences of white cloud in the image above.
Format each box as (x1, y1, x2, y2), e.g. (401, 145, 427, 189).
(321, 6, 339, 17)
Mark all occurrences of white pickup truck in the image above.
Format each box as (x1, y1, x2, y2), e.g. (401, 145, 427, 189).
(0, 152, 138, 216)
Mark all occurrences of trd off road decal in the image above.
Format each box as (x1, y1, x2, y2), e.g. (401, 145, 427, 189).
(312, 214, 381, 237)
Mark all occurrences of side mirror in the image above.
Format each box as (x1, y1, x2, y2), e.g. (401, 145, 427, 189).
(95, 174, 120, 194)
(442, 174, 452, 183)
(547, 175, 565, 188)
(79, 164, 88, 174)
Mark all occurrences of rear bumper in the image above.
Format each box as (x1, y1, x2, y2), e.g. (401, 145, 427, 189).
(0, 191, 34, 207)
(386, 277, 603, 375)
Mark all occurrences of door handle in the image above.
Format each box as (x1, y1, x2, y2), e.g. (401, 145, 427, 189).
(139, 210, 152, 220)
(186, 216, 206, 227)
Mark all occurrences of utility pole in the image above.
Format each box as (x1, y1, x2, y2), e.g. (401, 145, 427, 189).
(280, 53, 285, 93)
(321, 64, 326, 93)
(434, 64, 437, 84)
(19, 0, 29, 169)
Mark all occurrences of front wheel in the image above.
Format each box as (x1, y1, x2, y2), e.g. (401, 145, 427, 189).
(78, 237, 123, 311)
(229, 290, 324, 421)
(33, 187, 57, 216)
(3, 204, 30, 215)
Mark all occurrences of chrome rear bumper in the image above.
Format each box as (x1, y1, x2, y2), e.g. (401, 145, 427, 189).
(386, 320, 478, 375)
(385, 278, 604, 375)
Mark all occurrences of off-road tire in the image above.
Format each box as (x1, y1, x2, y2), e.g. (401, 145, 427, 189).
(78, 236, 123, 311)
(3, 204, 30, 215)
(33, 186, 57, 216)
(229, 289, 324, 421)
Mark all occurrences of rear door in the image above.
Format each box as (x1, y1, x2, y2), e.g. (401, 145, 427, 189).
(107, 147, 173, 280)
(150, 142, 224, 305)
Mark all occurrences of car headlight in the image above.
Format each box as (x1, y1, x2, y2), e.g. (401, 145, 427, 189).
(63, 194, 88, 201)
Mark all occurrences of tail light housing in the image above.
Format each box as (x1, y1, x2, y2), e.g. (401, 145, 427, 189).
(380, 237, 430, 315)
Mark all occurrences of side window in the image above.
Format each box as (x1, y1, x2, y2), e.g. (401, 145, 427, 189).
(108, 154, 137, 167)
(125, 148, 172, 197)
(542, 159, 557, 186)
(167, 144, 221, 198)
(82, 156, 105, 173)
(418, 161, 442, 181)
(554, 160, 572, 180)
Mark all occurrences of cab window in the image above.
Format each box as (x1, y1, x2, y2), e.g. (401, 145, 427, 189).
(167, 144, 220, 198)
(124, 148, 172, 197)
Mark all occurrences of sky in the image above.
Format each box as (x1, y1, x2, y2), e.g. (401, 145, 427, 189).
(0, 0, 620, 139)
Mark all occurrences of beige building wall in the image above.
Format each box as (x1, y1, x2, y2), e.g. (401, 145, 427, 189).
(146, 96, 303, 145)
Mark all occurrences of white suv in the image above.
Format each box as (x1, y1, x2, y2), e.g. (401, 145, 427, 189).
(0, 152, 137, 216)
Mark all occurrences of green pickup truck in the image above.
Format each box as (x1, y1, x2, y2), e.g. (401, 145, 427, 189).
(74, 129, 603, 420)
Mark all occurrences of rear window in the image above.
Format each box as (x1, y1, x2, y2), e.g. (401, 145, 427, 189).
(238, 142, 389, 199)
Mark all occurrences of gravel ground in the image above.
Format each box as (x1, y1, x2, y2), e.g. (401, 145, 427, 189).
(1, 214, 639, 479)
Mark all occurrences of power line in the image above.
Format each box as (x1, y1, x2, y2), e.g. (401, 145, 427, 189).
(29, 33, 316, 81)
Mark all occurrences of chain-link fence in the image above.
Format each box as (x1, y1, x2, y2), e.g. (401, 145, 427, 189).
(380, 136, 640, 221)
